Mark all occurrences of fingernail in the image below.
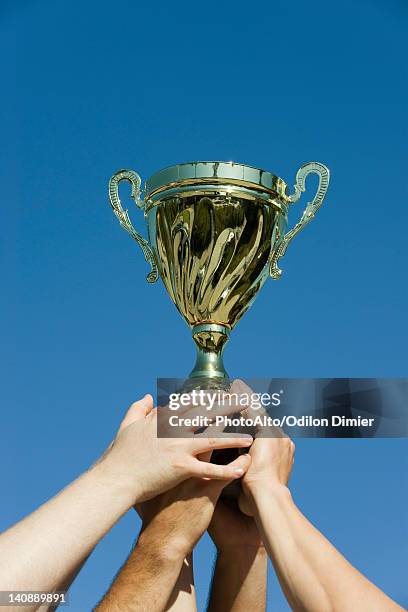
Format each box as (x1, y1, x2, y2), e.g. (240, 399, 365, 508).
(233, 468, 244, 475)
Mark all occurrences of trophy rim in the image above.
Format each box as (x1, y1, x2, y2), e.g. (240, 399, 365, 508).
(145, 160, 289, 201)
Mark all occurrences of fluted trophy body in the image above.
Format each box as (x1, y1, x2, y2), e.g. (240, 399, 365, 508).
(108, 161, 330, 388)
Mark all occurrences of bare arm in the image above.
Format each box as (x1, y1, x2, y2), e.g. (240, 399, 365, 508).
(0, 390, 252, 612)
(0, 461, 133, 601)
(96, 457, 251, 612)
(96, 531, 196, 612)
(207, 500, 267, 612)
(241, 437, 404, 612)
(254, 482, 404, 612)
(166, 554, 196, 612)
(96, 528, 187, 612)
(208, 547, 266, 612)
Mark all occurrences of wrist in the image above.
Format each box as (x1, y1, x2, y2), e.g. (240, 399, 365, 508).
(244, 480, 292, 507)
(91, 452, 141, 511)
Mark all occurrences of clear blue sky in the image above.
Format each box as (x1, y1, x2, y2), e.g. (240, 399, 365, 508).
(1, 0, 407, 610)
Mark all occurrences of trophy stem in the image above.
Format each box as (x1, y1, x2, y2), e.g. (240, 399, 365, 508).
(188, 323, 230, 387)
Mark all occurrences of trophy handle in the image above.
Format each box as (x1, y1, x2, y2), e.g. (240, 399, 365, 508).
(269, 162, 330, 279)
(108, 169, 158, 283)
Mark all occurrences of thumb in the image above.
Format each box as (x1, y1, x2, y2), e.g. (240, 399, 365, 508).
(118, 394, 154, 433)
(238, 491, 254, 516)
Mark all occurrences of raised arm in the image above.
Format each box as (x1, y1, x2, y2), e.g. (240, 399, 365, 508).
(207, 499, 267, 612)
(240, 436, 404, 612)
(96, 455, 251, 612)
(0, 393, 252, 612)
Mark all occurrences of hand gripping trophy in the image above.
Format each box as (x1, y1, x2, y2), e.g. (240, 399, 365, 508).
(108, 161, 330, 389)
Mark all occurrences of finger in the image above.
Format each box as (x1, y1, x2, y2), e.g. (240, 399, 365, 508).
(143, 395, 154, 415)
(256, 424, 288, 439)
(203, 454, 252, 498)
(241, 399, 268, 421)
(198, 450, 212, 463)
(239, 401, 287, 440)
(207, 453, 252, 484)
(203, 419, 227, 435)
(238, 492, 254, 517)
(225, 452, 251, 474)
(118, 394, 154, 432)
(199, 419, 250, 442)
(232, 380, 288, 438)
(232, 380, 272, 436)
(178, 399, 250, 430)
(230, 378, 254, 395)
(188, 452, 251, 481)
(191, 433, 253, 454)
(238, 388, 268, 424)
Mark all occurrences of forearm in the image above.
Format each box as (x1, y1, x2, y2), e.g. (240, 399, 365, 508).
(208, 547, 267, 612)
(0, 459, 134, 607)
(166, 553, 197, 612)
(96, 527, 186, 612)
(252, 484, 403, 612)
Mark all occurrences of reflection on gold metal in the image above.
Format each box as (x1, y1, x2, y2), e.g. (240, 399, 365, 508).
(153, 193, 277, 329)
(108, 161, 330, 386)
(146, 175, 290, 203)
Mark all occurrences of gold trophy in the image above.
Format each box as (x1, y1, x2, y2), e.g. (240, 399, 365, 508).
(108, 161, 330, 388)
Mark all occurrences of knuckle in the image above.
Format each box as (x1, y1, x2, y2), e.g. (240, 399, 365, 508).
(202, 463, 213, 476)
(207, 437, 217, 449)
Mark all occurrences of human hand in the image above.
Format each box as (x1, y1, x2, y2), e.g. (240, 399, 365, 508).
(135, 452, 251, 558)
(208, 498, 263, 552)
(222, 380, 295, 514)
(100, 393, 253, 507)
(239, 436, 295, 516)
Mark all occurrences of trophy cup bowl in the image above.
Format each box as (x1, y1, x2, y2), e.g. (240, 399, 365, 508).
(108, 161, 330, 389)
